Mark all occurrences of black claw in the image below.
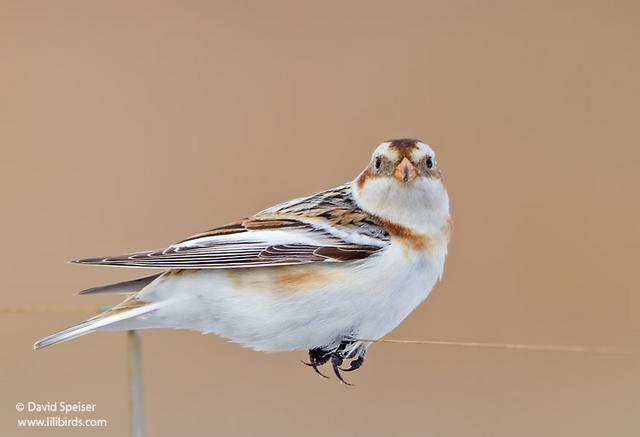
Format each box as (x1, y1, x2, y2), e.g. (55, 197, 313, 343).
(301, 360, 330, 379)
(331, 353, 353, 386)
(303, 341, 364, 384)
(340, 355, 365, 372)
(302, 348, 332, 379)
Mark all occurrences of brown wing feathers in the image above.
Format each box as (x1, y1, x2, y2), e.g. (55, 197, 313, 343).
(73, 185, 388, 269)
(73, 241, 380, 269)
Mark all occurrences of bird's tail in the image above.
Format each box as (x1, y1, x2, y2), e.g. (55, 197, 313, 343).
(33, 298, 163, 350)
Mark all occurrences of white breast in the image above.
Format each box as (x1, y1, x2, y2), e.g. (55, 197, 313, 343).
(349, 243, 445, 341)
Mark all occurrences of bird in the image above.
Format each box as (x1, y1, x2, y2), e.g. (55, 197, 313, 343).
(34, 138, 451, 384)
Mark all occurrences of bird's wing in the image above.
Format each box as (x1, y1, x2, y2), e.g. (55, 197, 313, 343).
(74, 184, 390, 269)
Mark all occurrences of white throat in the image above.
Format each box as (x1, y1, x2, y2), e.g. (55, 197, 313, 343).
(351, 177, 450, 235)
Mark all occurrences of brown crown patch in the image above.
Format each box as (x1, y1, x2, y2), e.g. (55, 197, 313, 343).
(388, 138, 423, 161)
(388, 138, 420, 150)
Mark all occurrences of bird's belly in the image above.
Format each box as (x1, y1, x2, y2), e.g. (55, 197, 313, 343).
(151, 245, 445, 352)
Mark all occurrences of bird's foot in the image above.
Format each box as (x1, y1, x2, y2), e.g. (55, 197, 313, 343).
(330, 353, 353, 385)
(302, 347, 332, 379)
(340, 354, 365, 372)
(302, 340, 366, 385)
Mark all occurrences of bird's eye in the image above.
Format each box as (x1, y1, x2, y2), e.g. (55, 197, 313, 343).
(374, 156, 382, 170)
(425, 156, 433, 169)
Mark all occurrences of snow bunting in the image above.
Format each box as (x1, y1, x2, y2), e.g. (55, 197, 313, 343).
(35, 138, 451, 384)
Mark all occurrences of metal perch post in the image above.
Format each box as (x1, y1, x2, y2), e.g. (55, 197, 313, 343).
(127, 330, 144, 437)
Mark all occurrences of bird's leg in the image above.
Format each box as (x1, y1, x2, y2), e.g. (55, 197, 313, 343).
(340, 352, 365, 372)
(335, 340, 366, 373)
(302, 347, 332, 379)
(328, 340, 365, 385)
(330, 353, 353, 386)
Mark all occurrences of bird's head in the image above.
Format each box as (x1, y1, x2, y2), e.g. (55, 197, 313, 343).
(353, 139, 449, 232)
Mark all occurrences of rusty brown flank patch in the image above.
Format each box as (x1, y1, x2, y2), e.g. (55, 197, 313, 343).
(227, 265, 334, 294)
(272, 267, 332, 290)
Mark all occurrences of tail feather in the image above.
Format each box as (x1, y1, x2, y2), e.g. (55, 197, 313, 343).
(33, 300, 162, 350)
(77, 273, 162, 295)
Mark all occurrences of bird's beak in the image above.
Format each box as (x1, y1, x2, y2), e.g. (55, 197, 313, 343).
(394, 157, 417, 184)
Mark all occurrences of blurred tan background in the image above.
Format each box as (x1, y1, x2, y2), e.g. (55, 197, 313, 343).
(1, 0, 639, 435)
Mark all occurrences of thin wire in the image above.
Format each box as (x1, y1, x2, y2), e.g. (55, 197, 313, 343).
(0, 304, 99, 314)
(357, 338, 640, 357)
(3, 304, 637, 357)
